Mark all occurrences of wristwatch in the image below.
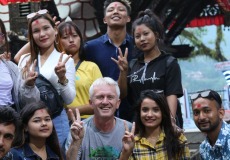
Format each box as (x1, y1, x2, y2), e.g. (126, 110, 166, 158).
(58, 78, 69, 86)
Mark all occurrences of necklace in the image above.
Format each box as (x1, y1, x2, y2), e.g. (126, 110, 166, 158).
(146, 134, 160, 146)
(147, 135, 159, 140)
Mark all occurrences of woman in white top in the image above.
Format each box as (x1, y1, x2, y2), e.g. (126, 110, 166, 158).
(18, 10, 76, 147)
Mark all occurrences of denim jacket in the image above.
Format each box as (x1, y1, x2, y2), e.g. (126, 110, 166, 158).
(10, 143, 60, 160)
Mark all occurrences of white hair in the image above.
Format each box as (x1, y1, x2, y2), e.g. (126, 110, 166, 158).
(89, 77, 120, 99)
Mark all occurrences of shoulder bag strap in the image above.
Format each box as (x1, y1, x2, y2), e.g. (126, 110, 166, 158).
(75, 60, 82, 71)
(35, 56, 40, 74)
(129, 59, 137, 69)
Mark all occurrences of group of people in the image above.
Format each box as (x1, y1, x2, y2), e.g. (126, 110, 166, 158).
(0, 0, 230, 159)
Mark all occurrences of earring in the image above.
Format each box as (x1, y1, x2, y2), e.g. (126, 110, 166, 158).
(156, 38, 161, 43)
(55, 34, 58, 44)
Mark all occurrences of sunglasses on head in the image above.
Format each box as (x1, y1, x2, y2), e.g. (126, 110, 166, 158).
(190, 90, 222, 105)
(27, 9, 48, 20)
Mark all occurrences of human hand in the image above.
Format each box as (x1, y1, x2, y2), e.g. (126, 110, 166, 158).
(0, 52, 11, 61)
(53, 16, 60, 26)
(122, 121, 135, 153)
(69, 108, 84, 141)
(111, 47, 128, 72)
(172, 122, 184, 135)
(23, 59, 38, 86)
(54, 52, 71, 83)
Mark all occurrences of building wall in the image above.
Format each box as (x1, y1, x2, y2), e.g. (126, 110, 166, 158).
(0, 0, 100, 39)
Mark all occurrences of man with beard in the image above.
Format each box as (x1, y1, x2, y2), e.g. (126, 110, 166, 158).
(191, 89, 230, 159)
(0, 107, 22, 160)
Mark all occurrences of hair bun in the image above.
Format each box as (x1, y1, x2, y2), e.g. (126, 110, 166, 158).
(137, 9, 153, 19)
(144, 9, 153, 17)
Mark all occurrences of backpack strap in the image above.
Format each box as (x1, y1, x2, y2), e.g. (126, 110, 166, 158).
(35, 57, 40, 74)
(75, 60, 82, 71)
(166, 56, 175, 68)
(129, 58, 137, 69)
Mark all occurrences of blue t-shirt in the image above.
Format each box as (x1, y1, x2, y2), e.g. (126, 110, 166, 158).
(84, 33, 134, 80)
(200, 121, 230, 160)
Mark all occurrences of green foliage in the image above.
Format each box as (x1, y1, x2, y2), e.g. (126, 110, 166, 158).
(178, 56, 227, 93)
(177, 26, 226, 62)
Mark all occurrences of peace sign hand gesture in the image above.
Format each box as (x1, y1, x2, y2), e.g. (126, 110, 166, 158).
(69, 108, 84, 141)
(22, 59, 38, 86)
(111, 48, 128, 72)
(54, 52, 71, 83)
(122, 121, 135, 153)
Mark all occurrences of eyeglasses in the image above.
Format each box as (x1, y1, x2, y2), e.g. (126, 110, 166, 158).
(140, 89, 164, 95)
(27, 9, 48, 20)
(0, 33, 4, 40)
(190, 90, 222, 105)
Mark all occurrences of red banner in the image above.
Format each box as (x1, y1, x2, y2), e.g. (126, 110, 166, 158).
(187, 15, 224, 28)
(0, 0, 45, 5)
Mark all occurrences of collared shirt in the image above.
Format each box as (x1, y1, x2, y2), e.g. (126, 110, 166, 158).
(1, 152, 13, 160)
(128, 131, 190, 160)
(84, 33, 134, 80)
(10, 143, 60, 160)
(200, 121, 230, 160)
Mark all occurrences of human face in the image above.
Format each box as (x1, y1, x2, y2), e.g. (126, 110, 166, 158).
(60, 26, 81, 56)
(192, 98, 224, 133)
(26, 109, 53, 140)
(90, 84, 120, 119)
(31, 18, 57, 50)
(0, 123, 15, 159)
(0, 28, 5, 47)
(134, 24, 158, 53)
(140, 98, 162, 130)
(103, 2, 130, 28)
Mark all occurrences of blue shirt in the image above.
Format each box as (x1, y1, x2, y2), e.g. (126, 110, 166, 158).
(84, 33, 134, 80)
(1, 152, 13, 160)
(10, 143, 60, 160)
(200, 121, 230, 160)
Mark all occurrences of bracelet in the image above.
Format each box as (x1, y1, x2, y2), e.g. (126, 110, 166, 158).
(58, 78, 69, 86)
(171, 116, 176, 123)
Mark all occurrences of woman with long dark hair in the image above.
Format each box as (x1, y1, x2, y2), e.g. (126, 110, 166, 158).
(10, 101, 63, 159)
(113, 9, 183, 128)
(17, 11, 76, 146)
(120, 90, 190, 159)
